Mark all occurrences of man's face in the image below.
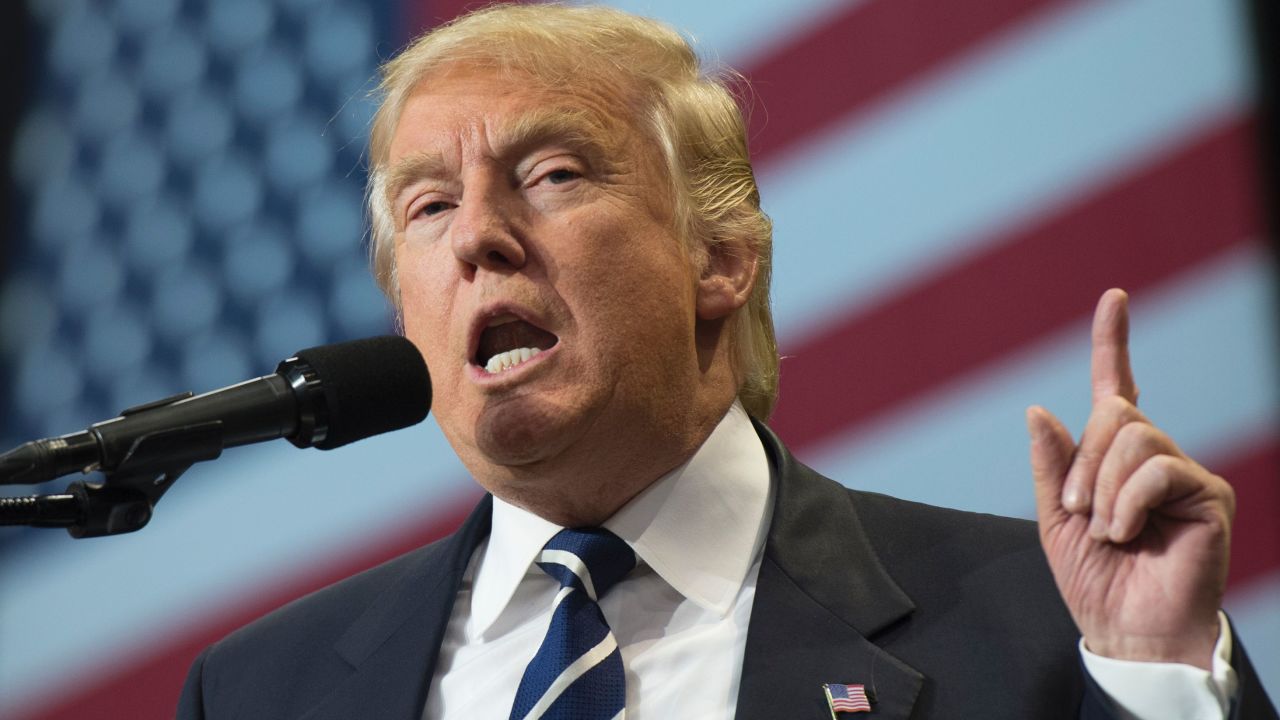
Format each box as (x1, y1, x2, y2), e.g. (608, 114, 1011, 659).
(386, 65, 708, 512)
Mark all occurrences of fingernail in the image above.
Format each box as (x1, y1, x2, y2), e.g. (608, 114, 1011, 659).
(1062, 486, 1079, 510)
(1109, 518, 1126, 543)
(1089, 516, 1108, 540)
(1063, 485, 1088, 512)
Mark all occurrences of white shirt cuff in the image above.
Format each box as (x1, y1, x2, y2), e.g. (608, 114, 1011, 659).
(1079, 611, 1238, 720)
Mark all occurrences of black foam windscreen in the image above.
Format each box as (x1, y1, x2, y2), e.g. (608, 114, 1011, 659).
(292, 336, 431, 450)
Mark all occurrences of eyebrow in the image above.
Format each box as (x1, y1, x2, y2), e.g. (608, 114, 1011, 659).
(501, 106, 615, 161)
(381, 105, 618, 212)
(382, 152, 451, 214)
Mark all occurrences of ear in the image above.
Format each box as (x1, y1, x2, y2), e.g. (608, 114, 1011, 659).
(696, 237, 758, 321)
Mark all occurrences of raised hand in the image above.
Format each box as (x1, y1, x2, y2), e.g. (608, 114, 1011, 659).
(1026, 289, 1235, 669)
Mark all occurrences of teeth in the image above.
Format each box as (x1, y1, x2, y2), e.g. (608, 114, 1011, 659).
(484, 346, 543, 374)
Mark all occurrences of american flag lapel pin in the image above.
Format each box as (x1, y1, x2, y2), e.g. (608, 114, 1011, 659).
(823, 683, 873, 716)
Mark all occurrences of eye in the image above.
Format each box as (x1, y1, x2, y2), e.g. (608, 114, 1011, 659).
(544, 168, 580, 185)
(417, 199, 453, 217)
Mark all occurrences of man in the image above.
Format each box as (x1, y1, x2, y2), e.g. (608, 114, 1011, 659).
(178, 5, 1277, 718)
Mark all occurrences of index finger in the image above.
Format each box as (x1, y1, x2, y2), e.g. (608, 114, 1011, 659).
(1091, 288, 1139, 405)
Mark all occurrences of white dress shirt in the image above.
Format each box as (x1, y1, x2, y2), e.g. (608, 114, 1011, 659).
(1082, 612, 1237, 719)
(423, 401, 772, 720)
(423, 402, 1232, 719)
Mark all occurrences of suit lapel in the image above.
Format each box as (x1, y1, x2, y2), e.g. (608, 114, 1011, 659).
(301, 496, 493, 720)
(736, 424, 923, 719)
(285, 424, 923, 719)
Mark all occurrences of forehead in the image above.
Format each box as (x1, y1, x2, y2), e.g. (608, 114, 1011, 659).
(387, 65, 640, 165)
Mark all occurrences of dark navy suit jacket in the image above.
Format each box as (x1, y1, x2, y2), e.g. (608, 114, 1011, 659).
(178, 424, 1277, 719)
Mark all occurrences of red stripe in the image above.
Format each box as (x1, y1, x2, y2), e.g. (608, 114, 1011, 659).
(407, 0, 538, 36)
(742, 0, 1069, 166)
(408, 0, 492, 31)
(1220, 437, 1280, 591)
(769, 115, 1262, 449)
(11, 491, 482, 720)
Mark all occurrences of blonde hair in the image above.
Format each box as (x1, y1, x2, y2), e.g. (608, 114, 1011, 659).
(366, 3, 779, 419)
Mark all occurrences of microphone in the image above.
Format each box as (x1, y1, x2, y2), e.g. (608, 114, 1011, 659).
(0, 335, 431, 486)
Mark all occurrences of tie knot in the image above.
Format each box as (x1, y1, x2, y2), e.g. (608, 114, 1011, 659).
(537, 528, 636, 601)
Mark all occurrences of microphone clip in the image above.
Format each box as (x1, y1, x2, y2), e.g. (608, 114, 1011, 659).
(1, 419, 223, 538)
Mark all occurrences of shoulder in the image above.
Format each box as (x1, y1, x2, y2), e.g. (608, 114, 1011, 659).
(199, 536, 455, 691)
(782, 464, 1084, 714)
(764, 426, 1077, 639)
(210, 537, 455, 660)
(180, 496, 493, 718)
(848, 486, 1043, 566)
(843, 487, 1060, 608)
(184, 529, 467, 718)
(203, 495, 491, 668)
(760, 421, 1054, 607)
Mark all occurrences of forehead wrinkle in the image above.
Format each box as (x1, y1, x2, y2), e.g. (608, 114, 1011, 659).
(385, 105, 619, 206)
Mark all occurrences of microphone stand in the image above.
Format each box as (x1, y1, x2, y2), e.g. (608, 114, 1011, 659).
(0, 420, 224, 538)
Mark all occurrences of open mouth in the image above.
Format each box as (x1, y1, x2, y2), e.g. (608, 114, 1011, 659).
(474, 315, 559, 374)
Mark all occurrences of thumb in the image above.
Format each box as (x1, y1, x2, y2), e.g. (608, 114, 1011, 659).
(1027, 405, 1075, 527)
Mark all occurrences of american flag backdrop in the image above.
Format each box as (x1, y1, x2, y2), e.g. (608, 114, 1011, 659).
(1, 0, 1277, 718)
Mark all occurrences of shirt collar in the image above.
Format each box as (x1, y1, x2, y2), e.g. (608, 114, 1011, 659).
(468, 401, 772, 636)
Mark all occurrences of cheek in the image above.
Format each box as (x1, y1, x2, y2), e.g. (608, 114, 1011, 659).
(397, 273, 438, 339)
(395, 249, 456, 369)
(396, 238, 449, 307)
(397, 303, 446, 392)
(568, 238, 696, 355)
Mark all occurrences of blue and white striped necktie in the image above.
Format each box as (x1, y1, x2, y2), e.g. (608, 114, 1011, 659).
(509, 528, 636, 720)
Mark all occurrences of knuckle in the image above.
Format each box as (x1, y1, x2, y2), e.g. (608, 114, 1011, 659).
(1143, 453, 1182, 479)
(1092, 395, 1146, 428)
(1119, 400, 1147, 424)
(1220, 478, 1237, 518)
(1097, 395, 1133, 415)
(1212, 469, 1236, 497)
(1117, 420, 1180, 459)
(1092, 469, 1121, 498)
(1114, 420, 1152, 446)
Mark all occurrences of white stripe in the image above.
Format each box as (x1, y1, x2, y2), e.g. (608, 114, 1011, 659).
(596, 0, 860, 67)
(551, 585, 575, 609)
(521, 634, 619, 720)
(540, 548, 598, 600)
(807, 243, 1279, 521)
(764, 0, 1251, 341)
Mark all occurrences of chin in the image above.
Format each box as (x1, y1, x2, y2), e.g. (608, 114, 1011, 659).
(470, 394, 582, 467)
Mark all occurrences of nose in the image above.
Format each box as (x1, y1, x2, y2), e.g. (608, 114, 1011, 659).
(449, 184, 527, 276)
